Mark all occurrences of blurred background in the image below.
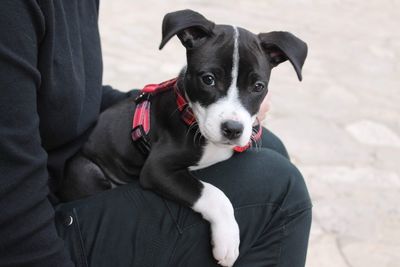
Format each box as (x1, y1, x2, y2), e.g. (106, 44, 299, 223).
(99, 1, 400, 266)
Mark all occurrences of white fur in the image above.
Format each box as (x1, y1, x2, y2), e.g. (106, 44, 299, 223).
(191, 26, 254, 148)
(189, 141, 233, 171)
(193, 182, 240, 267)
(230, 26, 240, 95)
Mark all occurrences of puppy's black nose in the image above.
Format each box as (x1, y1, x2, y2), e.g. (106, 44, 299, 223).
(221, 120, 244, 140)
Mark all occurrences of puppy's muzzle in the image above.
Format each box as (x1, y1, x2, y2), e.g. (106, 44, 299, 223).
(221, 120, 244, 140)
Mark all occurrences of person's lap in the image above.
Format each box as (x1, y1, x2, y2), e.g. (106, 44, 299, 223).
(55, 129, 312, 267)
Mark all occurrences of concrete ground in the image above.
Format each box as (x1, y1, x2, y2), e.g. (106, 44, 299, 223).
(99, 1, 400, 266)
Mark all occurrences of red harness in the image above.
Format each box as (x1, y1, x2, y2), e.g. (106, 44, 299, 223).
(131, 78, 262, 154)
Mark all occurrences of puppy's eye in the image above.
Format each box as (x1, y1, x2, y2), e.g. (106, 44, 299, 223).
(201, 74, 215, 86)
(253, 81, 265, 92)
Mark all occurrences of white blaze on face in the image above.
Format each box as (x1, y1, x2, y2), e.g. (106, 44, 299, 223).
(191, 26, 253, 147)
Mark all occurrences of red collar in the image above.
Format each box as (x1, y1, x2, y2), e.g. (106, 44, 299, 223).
(174, 83, 197, 126)
(131, 78, 262, 153)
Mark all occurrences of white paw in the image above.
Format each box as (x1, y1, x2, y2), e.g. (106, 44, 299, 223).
(211, 219, 240, 267)
(192, 182, 240, 266)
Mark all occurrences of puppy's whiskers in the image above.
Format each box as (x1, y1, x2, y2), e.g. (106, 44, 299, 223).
(193, 128, 203, 145)
(169, 102, 188, 118)
(250, 128, 262, 151)
(185, 121, 199, 139)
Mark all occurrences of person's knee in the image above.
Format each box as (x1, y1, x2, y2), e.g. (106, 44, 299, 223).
(258, 150, 311, 213)
(259, 128, 289, 159)
(281, 166, 312, 216)
(194, 149, 311, 211)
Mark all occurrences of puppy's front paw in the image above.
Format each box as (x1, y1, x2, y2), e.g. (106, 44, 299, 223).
(211, 219, 240, 267)
(192, 182, 240, 266)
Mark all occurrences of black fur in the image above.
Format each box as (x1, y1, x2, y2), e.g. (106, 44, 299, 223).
(59, 83, 205, 205)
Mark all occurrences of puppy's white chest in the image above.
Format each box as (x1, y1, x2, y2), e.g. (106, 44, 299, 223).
(189, 142, 234, 171)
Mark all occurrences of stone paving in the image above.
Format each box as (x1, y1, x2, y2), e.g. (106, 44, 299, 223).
(98, 1, 400, 266)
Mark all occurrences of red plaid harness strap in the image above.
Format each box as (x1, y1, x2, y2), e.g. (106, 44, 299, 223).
(131, 78, 263, 154)
(131, 78, 178, 153)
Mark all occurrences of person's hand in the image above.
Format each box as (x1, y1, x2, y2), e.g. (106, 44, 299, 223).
(256, 92, 271, 123)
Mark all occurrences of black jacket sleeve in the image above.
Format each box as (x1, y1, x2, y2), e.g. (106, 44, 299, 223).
(0, 1, 74, 266)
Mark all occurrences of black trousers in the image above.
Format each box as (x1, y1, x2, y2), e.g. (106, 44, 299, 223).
(55, 129, 312, 267)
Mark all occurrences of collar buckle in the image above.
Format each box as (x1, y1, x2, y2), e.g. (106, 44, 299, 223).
(134, 92, 151, 104)
(131, 125, 151, 154)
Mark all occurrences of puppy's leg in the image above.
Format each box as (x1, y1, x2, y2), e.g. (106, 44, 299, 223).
(140, 149, 239, 267)
(193, 182, 240, 267)
(59, 153, 112, 201)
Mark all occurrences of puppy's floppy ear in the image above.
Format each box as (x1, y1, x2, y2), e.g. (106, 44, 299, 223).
(159, 9, 215, 50)
(258, 31, 308, 81)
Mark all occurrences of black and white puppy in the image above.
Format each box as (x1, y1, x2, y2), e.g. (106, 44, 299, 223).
(60, 9, 307, 266)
